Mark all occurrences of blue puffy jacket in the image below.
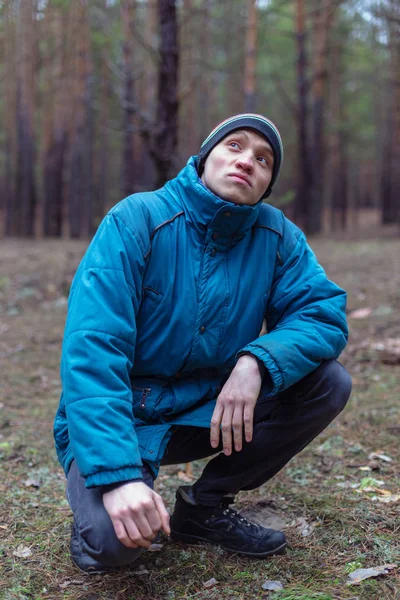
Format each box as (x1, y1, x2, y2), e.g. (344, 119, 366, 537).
(54, 157, 348, 488)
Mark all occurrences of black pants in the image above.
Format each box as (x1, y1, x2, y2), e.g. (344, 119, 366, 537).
(67, 359, 352, 569)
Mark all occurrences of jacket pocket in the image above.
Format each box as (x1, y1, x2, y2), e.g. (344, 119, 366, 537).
(259, 292, 270, 336)
(131, 379, 175, 421)
(137, 287, 164, 323)
(169, 376, 222, 416)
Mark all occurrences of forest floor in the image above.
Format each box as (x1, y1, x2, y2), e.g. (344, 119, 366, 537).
(0, 235, 399, 600)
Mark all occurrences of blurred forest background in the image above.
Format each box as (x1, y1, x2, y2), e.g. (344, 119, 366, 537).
(0, 0, 399, 239)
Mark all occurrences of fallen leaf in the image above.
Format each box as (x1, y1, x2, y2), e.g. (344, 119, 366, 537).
(375, 494, 400, 504)
(337, 482, 360, 489)
(347, 563, 397, 585)
(371, 338, 400, 364)
(203, 578, 218, 589)
(132, 564, 149, 575)
(368, 452, 393, 463)
(348, 308, 372, 319)
(148, 543, 164, 552)
(291, 517, 316, 537)
(54, 296, 68, 308)
(359, 466, 371, 472)
(24, 478, 40, 488)
(59, 582, 70, 590)
(373, 488, 395, 496)
(262, 580, 284, 591)
(13, 545, 32, 558)
(59, 580, 84, 589)
(359, 477, 385, 490)
(177, 470, 194, 482)
(0, 343, 24, 358)
(355, 487, 385, 494)
(374, 305, 394, 317)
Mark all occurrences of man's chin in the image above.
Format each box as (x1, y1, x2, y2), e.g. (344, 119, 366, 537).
(207, 183, 258, 206)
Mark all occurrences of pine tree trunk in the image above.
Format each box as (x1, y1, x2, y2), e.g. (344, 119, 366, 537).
(329, 35, 348, 231)
(42, 4, 68, 237)
(307, 0, 336, 234)
(198, 2, 215, 139)
(67, 0, 92, 238)
(226, 2, 244, 115)
(388, 0, 400, 224)
(15, 0, 37, 236)
(95, 43, 112, 224)
(151, 0, 179, 186)
(3, 0, 16, 236)
(139, 0, 158, 186)
(121, 0, 138, 197)
(181, 0, 193, 156)
(294, 0, 312, 229)
(244, 0, 257, 113)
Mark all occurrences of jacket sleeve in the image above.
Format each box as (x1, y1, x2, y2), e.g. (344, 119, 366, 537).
(61, 212, 146, 487)
(237, 218, 348, 397)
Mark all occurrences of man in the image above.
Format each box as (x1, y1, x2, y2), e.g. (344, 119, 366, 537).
(54, 113, 351, 573)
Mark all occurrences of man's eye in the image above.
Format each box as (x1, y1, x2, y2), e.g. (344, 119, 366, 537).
(257, 156, 268, 165)
(229, 141, 240, 149)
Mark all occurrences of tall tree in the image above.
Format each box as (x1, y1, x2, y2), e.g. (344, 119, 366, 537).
(138, 0, 158, 185)
(121, 0, 139, 197)
(197, 2, 215, 138)
(294, 0, 312, 230)
(67, 0, 93, 238)
(244, 0, 257, 112)
(381, 0, 400, 225)
(145, 0, 179, 186)
(95, 35, 113, 223)
(180, 0, 197, 158)
(42, 3, 69, 237)
(15, 0, 37, 236)
(226, 1, 246, 115)
(307, 0, 338, 234)
(329, 29, 348, 231)
(3, 0, 16, 235)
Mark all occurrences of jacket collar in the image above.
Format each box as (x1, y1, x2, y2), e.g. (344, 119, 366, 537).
(166, 156, 261, 250)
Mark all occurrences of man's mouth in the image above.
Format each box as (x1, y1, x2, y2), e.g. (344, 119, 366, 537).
(229, 173, 252, 187)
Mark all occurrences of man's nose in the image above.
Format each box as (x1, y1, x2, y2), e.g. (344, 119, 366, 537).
(236, 151, 254, 172)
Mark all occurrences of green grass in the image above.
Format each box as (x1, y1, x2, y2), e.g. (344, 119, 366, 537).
(0, 237, 399, 599)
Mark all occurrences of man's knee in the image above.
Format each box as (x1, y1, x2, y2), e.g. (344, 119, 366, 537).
(67, 461, 146, 569)
(74, 515, 144, 568)
(317, 359, 352, 418)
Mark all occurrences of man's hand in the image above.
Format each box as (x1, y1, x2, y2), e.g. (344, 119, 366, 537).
(103, 481, 170, 549)
(210, 355, 263, 455)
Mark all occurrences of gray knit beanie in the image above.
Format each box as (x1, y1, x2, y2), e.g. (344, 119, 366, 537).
(197, 113, 283, 199)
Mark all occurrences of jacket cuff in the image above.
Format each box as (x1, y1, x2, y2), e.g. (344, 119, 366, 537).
(236, 351, 266, 378)
(85, 466, 144, 488)
(236, 344, 284, 397)
(100, 478, 143, 495)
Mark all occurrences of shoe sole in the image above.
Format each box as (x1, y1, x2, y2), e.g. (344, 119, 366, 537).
(170, 530, 287, 558)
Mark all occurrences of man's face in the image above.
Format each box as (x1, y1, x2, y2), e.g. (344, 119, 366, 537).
(201, 129, 274, 206)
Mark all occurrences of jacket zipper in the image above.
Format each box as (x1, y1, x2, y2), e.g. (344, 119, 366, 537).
(132, 386, 151, 409)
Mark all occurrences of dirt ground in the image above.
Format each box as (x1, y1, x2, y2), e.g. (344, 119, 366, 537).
(0, 235, 399, 600)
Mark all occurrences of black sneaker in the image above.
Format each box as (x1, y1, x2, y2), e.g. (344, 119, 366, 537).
(170, 486, 287, 558)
